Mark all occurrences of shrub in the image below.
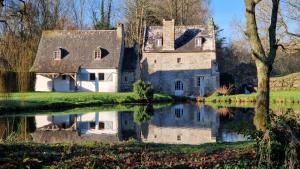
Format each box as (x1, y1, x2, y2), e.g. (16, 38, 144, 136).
(216, 85, 234, 96)
(133, 80, 154, 102)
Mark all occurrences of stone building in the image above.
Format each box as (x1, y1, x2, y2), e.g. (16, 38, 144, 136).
(31, 24, 139, 92)
(141, 19, 219, 96)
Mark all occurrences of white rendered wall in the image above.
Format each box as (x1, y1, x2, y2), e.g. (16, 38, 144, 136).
(35, 75, 52, 92)
(35, 115, 71, 128)
(78, 68, 119, 92)
(35, 75, 71, 92)
(77, 112, 119, 134)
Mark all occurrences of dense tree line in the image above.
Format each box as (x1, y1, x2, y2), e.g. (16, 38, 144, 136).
(0, 0, 298, 93)
(0, 0, 211, 92)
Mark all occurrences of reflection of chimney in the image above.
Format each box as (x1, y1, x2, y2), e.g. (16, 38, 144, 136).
(163, 19, 175, 51)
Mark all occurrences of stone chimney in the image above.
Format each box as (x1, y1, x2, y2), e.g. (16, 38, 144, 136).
(117, 23, 124, 40)
(163, 19, 175, 51)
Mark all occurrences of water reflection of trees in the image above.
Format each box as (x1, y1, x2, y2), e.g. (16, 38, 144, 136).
(0, 116, 36, 142)
(133, 104, 154, 124)
(219, 107, 256, 138)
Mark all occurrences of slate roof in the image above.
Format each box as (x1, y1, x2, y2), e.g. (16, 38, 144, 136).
(31, 30, 123, 73)
(143, 25, 215, 53)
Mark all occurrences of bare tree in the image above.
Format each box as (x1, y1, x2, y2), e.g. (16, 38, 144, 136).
(244, 0, 299, 168)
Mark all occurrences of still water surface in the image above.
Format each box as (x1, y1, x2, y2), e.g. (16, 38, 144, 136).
(0, 103, 257, 145)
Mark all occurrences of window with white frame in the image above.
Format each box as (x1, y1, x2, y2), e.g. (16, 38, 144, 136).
(53, 50, 61, 60)
(195, 37, 202, 47)
(197, 76, 204, 87)
(175, 81, 183, 90)
(94, 49, 101, 60)
(156, 38, 162, 47)
(174, 108, 183, 118)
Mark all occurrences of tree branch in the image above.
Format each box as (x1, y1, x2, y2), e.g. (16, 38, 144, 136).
(267, 0, 280, 65)
(244, 0, 267, 63)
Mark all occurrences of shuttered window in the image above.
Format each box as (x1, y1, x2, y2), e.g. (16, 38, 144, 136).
(104, 73, 113, 81)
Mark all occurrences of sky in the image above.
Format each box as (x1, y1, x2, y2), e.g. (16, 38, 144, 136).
(211, 0, 246, 41)
(110, 0, 297, 42)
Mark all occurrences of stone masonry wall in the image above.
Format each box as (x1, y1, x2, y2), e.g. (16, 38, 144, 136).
(141, 52, 219, 96)
(270, 73, 300, 90)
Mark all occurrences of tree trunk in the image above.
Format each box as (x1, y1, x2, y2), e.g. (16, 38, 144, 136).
(255, 61, 271, 130)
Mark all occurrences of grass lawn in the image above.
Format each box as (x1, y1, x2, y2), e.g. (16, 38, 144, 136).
(206, 90, 300, 104)
(0, 141, 255, 168)
(0, 92, 182, 113)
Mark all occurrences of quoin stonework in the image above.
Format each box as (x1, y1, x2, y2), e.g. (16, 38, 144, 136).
(141, 19, 219, 96)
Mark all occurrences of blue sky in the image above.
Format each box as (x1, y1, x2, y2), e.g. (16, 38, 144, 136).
(211, 0, 246, 40)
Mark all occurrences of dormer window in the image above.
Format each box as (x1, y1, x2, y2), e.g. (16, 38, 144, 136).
(53, 50, 61, 60)
(195, 37, 202, 47)
(156, 38, 162, 47)
(94, 49, 101, 60)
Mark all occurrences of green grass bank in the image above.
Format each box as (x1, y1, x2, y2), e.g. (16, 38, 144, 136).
(0, 92, 186, 113)
(0, 141, 255, 168)
(206, 90, 300, 104)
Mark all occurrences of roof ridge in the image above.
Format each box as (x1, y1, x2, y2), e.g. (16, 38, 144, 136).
(149, 25, 206, 27)
(42, 30, 116, 33)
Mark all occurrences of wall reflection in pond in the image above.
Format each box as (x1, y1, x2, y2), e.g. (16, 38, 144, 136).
(32, 104, 222, 144)
(139, 104, 219, 144)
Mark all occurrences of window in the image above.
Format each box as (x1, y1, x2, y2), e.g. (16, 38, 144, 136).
(124, 76, 127, 82)
(177, 135, 181, 141)
(195, 37, 202, 47)
(94, 49, 101, 60)
(197, 111, 201, 121)
(177, 58, 181, 63)
(174, 108, 183, 118)
(62, 75, 67, 80)
(53, 50, 61, 60)
(175, 81, 183, 90)
(99, 122, 105, 130)
(197, 76, 204, 87)
(90, 122, 96, 129)
(89, 73, 96, 81)
(98, 73, 105, 81)
(156, 38, 162, 47)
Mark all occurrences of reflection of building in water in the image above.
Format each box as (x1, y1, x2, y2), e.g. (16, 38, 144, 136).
(140, 104, 220, 145)
(32, 104, 222, 144)
(33, 112, 122, 143)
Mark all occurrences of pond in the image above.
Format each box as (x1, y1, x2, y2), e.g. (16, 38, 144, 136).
(0, 103, 282, 145)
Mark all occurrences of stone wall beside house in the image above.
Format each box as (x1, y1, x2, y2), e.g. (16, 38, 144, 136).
(270, 73, 300, 90)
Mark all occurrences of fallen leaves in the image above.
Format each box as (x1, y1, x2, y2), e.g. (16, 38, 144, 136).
(0, 143, 256, 168)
